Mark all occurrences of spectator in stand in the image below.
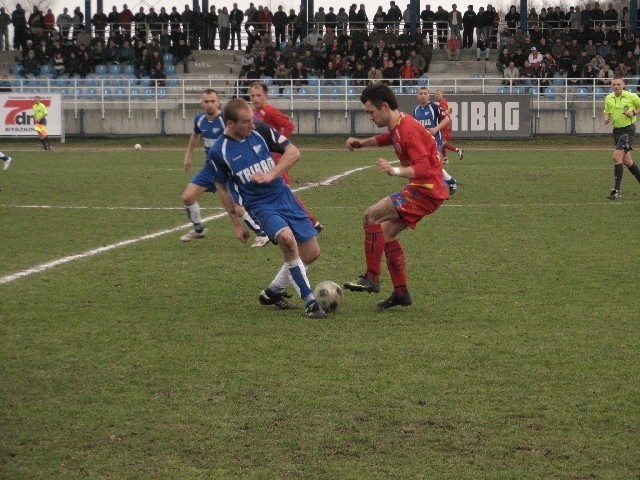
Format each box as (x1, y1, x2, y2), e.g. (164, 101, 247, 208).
(614, 61, 630, 79)
(448, 4, 462, 38)
(78, 50, 92, 79)
(120, 40, 134, 64)
(496, 47, 511, 73)
(272, 5, 288, 46)
(446, 34, 460, 61)
(150, 62, 167, 86)
(417, 36, 433, 73)
(205, 6, 218, 50)
(503, 60, 519, 84)
(217, 7, 230, 51)
(597, 39, 612, 60)
(21, 49, 40, 77)
(65, 51, 80, 77)
(382, 58, 399, 85)
(623, 51, 638, 76)
(408, 48, 426, 72)
(399, 58, 420, 85)
(504, 5, 519, 34)
(314, 6, 326, 34)
(290, 60, 307, 87)
(170, 37, 192, 73)
(27, 6, 44, 39)
(583, 62, 598, 84)
(434, 6, 449, 48)
(567, 61, 582, 86)
(71, 6, 84, 40)
(118, 4, 134, 40)
(461, 5, 476, 49)
(420, 4, 435, 45)
(273, 61, 290, 93)
(585, 39, 597, 58)
(518, 60, 536, 85)
(387, 2, 403, 35)
(230, 3, 243, 50)
(52, 51, 65, 78)
(528, 46, 543, 70)
(476, 33, 489, 61)
(43, 8, 55, 37)
(11, 4, 27, 50)
(557, 49, 574, 74)
(597, 64, 614, 85)
(368, 64, 382, 82)
(107, 6, 119, 35)
(0, 8, 10, 51)
(75, 25, 91, 48)
(91, 8, 108, 41)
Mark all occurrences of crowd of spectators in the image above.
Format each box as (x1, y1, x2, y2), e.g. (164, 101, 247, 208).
(495, 8, 639, 87)
(1, 1, 638, 89)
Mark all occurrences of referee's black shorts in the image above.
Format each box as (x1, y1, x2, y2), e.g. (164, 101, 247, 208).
(613, 124, 635, 152)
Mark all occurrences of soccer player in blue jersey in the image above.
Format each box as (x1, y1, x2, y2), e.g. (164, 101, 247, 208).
(210, 98, 327, 319)
(180, 88, 269, 246)
(414, 87, 458, 193)
(1, 151, 11, 170)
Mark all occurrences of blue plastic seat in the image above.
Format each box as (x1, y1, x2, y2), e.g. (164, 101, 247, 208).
(496, 86, 509, 94)
(544, 86, 557, 99)
(157, 87, 168, 98)
(109, 64, 121, 75)
(281, 87, 293, 97)
(552, 77, 565, 86)
(163, 53, 174, 65)
(307, 76, 319, 87)
(347, 87, 359, 99)
(85, 87, 98, 98)
(261, 75, 273, 86)
(11, 64, 23, 76)
(129, 87, 140, 98)
(529, 86, 539, 96)
(329, 87, 342, 98)
(392, 86, 404, 95)
(142, 87, 155, 98)
(166, 76, 180, 87)
(575, 87, 589, 98)
(512, 86, 525, 94)
(114, 87, 126, 99)
(594, 87, 606, 98)
(39, 64, 53, 75)
(95, 64, 108, 75)
(407, 87, 419, 95)
(108, 77, 124, 87)
(138, 77, 152, 87)
(297, 87, 310, 98)
(123, 64, 136, 75)
(164, 64, 176, 75)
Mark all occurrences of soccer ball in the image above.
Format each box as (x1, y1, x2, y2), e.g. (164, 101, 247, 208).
(134, 143, 142, 150)
(313, 281, 344, 313)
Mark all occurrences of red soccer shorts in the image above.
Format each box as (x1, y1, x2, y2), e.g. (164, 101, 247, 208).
(389, 184, 445, 229)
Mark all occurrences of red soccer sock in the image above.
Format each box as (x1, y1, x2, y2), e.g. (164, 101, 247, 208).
(384, 240, 408, 296)
(364, 224, 384, 283)
(296, 195, 318, 225)
(444, 143, 457, 152)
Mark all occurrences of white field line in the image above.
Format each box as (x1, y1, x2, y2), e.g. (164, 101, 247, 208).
(0, 165, 372, 285)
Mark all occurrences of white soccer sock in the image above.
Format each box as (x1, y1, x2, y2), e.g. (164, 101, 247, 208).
(270, 263, 291, 293)
(442, 169, 452, 181)
(186, 201, 202, 225)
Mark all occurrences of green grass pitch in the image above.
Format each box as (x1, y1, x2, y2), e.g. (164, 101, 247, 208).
(1, 137, 639, 479)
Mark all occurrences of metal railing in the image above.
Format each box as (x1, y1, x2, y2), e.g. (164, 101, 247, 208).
(7, 75, 628, 119)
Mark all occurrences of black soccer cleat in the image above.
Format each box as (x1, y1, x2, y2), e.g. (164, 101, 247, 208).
(343, 275, 380, 293)
(305, 301, 327, 319)
(607, 189, 621, 200)
(259, 289, 295, 309)
(377, 291, 413, 311)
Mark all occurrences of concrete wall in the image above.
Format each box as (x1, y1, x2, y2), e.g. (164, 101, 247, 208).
(64, 101, 611, 137)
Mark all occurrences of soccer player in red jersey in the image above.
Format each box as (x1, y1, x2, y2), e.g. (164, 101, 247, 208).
(249, 81, 323, 232)
(344, 83, 448, 310)
(434, 89, 463, 162)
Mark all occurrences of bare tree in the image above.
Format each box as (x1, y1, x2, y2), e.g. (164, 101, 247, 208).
(0, 0, 55, 13)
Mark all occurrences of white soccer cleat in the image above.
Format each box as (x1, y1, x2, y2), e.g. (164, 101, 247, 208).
(3, 157, 11, 170)
(457, 148, 464, 160)
(251, 235, 270, 247)
(180, 228, 207, 242)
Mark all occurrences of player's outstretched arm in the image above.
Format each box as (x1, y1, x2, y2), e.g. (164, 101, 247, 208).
(346, 136, 377, 150)
(214, 181, 250, 244)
